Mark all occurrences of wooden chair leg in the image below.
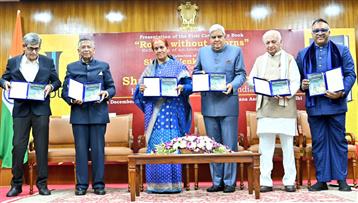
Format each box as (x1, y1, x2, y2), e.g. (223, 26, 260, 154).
(240, 163, 244, 190)
(352, 158, 356, 187)
(299, 158, 303, 186)
(135, 165, 140, 196)
(29, 163, 34, 195)
(307, 158, 311, 187)
(185, 164, 190, 191)
(140, 165, 144, 192)
(295, 158, 300, 189)
(194, 164, 199, 190)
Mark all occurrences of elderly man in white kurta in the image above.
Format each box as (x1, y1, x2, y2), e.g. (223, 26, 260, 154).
(248, 30, 300, 193)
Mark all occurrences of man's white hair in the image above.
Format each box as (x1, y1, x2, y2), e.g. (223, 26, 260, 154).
(262, 30, 282, 43)
(209, 24, 226, 35)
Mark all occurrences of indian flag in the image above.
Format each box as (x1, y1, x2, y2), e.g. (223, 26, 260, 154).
(0, 10, 24, 168)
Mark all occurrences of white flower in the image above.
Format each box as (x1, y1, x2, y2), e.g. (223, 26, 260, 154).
(179, 140, 187, 148)
(206, 141, 213, 151)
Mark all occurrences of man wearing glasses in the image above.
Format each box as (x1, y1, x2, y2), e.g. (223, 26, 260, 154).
(0, 32, 61, 196)
(193, 24, 246, 193)
(296, 19, 356, 192)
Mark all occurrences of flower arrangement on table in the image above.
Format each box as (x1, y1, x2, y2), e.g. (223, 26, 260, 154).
(153, 135, 233, 154)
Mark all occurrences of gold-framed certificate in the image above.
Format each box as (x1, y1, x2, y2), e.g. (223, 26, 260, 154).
(68, 79, 101, 102)
(143, 77, 178, 97)
(9, 81, 46, 101)
(192, 73, 226, 92)
(253, 77, 291, 96)
(307, 67, 344, 96)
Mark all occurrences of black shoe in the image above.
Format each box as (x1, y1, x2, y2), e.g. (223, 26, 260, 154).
(284, 185, 296, 192)
(308, 182, 328, 191)
(6, 186, 22, 197)
(338, 180, 352, 192)
(38, 187, 51, 195)
(206, 185, 224, 192)
(260, 186, 273, 192)
(223, 185, 235, 193)
(75, 188, 87, 195)
(94, 188, 106, 195)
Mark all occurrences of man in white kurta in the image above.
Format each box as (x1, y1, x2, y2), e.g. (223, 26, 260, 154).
(248, 30, 300, 192)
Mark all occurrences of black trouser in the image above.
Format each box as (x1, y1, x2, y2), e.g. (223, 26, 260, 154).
(72, 124, 106, 190)
(11, 115, 49, 188)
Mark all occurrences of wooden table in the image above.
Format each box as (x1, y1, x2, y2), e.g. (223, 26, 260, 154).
(128, 151, 260, 201)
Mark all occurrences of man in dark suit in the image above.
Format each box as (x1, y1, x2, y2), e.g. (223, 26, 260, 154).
(0, 32, 61, 197)
(61, 37, 116, 196)
(296, 18, 356, 192)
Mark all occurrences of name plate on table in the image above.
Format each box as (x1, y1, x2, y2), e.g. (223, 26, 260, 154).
(253, 77, 291, 96)
(192, 73, 226, 92)
(143, 77, 178, 97)
(307, 67, 344, 96)
(9, 81, 46, 101)
(68, 79, 101, 102)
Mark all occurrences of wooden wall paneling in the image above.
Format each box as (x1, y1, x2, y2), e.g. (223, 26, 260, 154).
(1, 0, 358, 185)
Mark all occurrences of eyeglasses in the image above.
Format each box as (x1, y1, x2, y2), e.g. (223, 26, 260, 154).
(153, 46, 165, 51)
(210, 35, 223, 39)
(26, 46, 40, 52)
(312, 28, 329, 34)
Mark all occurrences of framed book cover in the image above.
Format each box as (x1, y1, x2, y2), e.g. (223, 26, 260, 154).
(307, 67, 344, 97)
(9, 81, 46, 101)
(270, 79, 291, 96)
(143, 77, 178, 97)
(253, 77, 291, 97)
(161, 77, 178, 97)
(83, 82, 102, 102)
(27, 83, 46, 101)
(68, 78, 101, 102)
(209, 73, 227, 91)
(307, 72, 326, 96)
(192, 73, 226, 92)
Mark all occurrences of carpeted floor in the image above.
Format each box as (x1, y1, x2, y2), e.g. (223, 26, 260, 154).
(1, 182, 357, 202)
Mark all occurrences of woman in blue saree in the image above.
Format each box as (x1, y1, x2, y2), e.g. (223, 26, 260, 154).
(133, 38, 192, 193)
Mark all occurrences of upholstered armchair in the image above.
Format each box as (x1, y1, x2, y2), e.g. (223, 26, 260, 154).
(246, 111, 303, 188)
(297, 110, 356, 187)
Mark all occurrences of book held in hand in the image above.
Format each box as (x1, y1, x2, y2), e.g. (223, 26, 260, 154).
(143, 77, 178, 97)
(253, 77, 291, 97)
(192, 73, 226, 92)
(307, 67, 344, 96)
(9, 81, 46, 101)
(68, 79, 101, 102)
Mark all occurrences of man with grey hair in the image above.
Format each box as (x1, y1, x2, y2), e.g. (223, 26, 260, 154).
(247, 30, 300, 192)
(0, 32, 61, 197)
(194, 24, 246, 193)
(62, 37, 116, 195)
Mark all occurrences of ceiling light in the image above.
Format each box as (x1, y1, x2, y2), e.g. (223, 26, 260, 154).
(250, 5, 270, 20)
(33, 11, 52, 23)
(324, 4, 342, 16)
(105, 11, 125, 23)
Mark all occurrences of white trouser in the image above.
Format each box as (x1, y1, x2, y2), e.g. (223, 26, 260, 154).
(258, 133, 296, 186)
